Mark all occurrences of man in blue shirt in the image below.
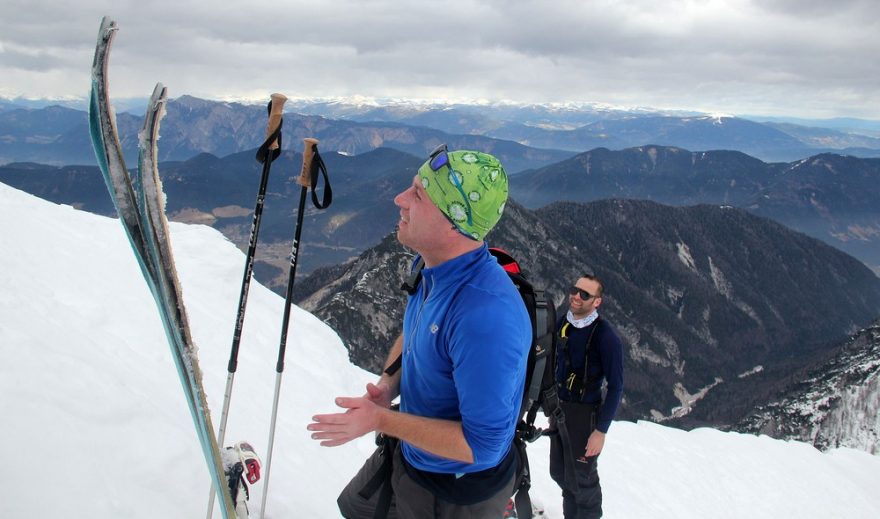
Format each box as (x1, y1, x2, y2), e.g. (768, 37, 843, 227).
(309, 146, 531, 518)
(550, 275, 624, 519)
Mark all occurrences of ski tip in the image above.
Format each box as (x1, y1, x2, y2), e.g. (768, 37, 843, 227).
(143, 83, 169, 129)
(93, 17, 119, 71)
(99, 16, 118, 37)
(150, 83, 169, 104)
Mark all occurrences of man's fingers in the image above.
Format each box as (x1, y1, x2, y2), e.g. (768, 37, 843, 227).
(366, 383, 382, 398)
(320, 438, 351, 447)
(307, 421, 347, 433)
(311, 430, 355, 446)
(309, 429, 349, 440)
(311, 412, 347, 424)
(309, 396, 376, 447)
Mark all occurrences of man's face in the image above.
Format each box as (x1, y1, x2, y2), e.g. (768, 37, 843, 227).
(569, 277, 602, 318)
(394, 175, 452, 252)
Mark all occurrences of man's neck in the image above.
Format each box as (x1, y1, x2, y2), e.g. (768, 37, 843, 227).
(421, 238, 483, 268)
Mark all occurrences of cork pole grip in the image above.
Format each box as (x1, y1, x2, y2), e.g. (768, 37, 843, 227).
(298, 137, 320, 187)
(266, 93, 287, 150)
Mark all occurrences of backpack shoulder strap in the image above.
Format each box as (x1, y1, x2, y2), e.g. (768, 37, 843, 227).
(384, 354, 402, 377)
(386, 257, 427, 377)
(400, 256, 425, 295)
(559, 321, 571, 338)
(524, 287, 552, 413)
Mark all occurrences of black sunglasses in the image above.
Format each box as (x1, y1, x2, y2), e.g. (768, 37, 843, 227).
(569, 286, 596, 300)
(428, 144, 473, 226)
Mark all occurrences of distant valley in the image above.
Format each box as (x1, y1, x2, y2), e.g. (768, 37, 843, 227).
(4, 145, 879, 283)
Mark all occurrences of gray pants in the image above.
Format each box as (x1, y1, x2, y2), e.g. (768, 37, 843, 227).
(337, 442, 515, 519)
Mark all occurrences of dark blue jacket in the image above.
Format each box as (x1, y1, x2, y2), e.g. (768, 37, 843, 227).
(554, 314, 624, 433)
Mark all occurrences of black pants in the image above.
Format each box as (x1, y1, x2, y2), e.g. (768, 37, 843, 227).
(337, 441, 516, 519)
(549, 402, 602, 519)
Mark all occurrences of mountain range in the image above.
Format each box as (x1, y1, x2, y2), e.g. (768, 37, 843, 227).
(0, 147, 420, 279)
(294, 199, 880, 432)
(2, 96, 880, 168)
(4, 145, 879, 282)
(510, 146, 880, 273)
(4, 95, 880, 451)
(0, 96, 572, 173)
(284, 98, 880, 162)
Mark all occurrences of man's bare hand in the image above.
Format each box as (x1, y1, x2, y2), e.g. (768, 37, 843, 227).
(585, 430, 605, 457)
(308, 396, 384, 447)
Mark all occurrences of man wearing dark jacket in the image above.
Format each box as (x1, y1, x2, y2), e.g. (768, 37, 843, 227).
(550, 274, 624, 519)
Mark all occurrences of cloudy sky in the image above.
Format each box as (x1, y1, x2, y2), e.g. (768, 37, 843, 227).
(2, 0, 879, 119)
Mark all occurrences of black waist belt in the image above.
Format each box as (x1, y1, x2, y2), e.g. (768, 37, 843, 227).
(402, 444, 517, 505)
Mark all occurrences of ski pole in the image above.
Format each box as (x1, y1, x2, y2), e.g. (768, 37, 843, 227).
(259, 138, 332, 519)
(206, 93, 286, 519)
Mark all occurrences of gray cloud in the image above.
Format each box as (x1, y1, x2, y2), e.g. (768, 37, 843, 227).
(1, 0, 878, 119)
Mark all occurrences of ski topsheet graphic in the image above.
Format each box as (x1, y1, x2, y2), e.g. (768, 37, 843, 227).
(88, 17, 237, 518)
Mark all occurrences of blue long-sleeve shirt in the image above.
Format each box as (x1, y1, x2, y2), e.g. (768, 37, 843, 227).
(554, 315, 624, 433)
(400, 244, 531, 473)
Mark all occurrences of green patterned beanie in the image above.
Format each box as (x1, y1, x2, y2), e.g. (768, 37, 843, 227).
(417, 148, 509, 241)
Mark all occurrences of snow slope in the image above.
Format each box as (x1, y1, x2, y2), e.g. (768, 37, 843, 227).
(1, 182, 878, 518)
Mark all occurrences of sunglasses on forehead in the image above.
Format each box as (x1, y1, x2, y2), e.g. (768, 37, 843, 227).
(428, 143, 473, 226)
(569, 286, 597, 300)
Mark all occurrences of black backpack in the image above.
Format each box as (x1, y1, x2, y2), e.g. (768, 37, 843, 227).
(396, 247, 561, 519)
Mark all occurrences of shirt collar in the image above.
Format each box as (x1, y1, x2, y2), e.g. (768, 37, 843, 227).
(567, 309, 599, 329)
(419, 243, 489, 291)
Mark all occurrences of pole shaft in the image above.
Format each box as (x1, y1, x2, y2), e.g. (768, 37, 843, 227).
(259, 372, 284, 519)
(259, 138, 321, 517)
(275, 187, 308, 373)
(206, 93, 286, 519)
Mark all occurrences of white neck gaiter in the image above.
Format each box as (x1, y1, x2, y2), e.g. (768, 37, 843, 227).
(567, 309, 598, 329)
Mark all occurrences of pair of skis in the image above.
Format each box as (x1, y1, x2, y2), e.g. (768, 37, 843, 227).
(89, 17, 237, 518)
(89, 16, 331, 519)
